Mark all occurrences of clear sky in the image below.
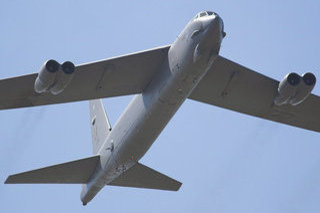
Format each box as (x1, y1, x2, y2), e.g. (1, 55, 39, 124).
(1, 0, 320, 212)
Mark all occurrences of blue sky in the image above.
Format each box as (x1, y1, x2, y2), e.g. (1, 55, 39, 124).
(1, 0, 320, 212)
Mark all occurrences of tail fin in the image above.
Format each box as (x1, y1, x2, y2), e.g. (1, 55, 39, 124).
(89, 99, 112, 154)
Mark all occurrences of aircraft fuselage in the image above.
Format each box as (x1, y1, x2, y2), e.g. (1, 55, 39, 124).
(81, 13, 225, 205)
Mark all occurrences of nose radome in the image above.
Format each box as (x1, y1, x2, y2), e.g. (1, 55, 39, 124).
(212, 15, 222, 27)
(200, 15, 225, 47)
(205, 15, 223, 34)
(213, 16, 225, 36)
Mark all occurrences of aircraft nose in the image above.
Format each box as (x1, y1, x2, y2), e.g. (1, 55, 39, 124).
(197, 14, 225, 55)
(202, 15, 225, 42)
(210, 15, 224, 35)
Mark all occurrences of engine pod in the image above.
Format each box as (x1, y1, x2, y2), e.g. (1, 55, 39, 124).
(289, 72, 316, 105)
(50, 61, 75, 95)
(274, 72, 300, 106)
(34, 60, 60, 93)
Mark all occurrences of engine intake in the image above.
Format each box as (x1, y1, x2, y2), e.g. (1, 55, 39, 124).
(302, 72, 316, 86)
(289, 72, 316, 105)
(61, 61, 75, 74)
(50, 61, 75, 95)
(274, 72, 316, 106)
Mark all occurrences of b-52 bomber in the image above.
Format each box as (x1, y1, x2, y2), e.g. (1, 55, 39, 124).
(2, 11, 319, 205)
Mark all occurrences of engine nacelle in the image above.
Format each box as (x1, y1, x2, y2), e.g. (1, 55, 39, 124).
(274, 72, 300, 106)
(289, 72, 316, 105)
(34, 60, 75, 95)
(34, 60, 60, 93)
(50, 61, 75, 95)
(274, 72, 316, 106)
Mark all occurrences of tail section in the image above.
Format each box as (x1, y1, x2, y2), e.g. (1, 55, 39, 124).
(89, 99, 111, 154)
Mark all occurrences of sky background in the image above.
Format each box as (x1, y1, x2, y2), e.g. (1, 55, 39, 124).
(1, 0, 320, 212)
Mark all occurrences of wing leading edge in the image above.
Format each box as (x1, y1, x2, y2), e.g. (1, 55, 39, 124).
(189, 56, 320, 133)
(0, 45, 170, 110)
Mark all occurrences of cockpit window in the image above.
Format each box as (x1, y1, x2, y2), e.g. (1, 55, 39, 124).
(193, 11, 216, 21)
(198, 11, 215, 18)
(199, 12, 207, 17)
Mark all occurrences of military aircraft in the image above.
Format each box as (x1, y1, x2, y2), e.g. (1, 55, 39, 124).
(3, 11, 320, 205)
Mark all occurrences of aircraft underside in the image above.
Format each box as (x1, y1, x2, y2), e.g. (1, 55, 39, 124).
(3, 11, 319, 205)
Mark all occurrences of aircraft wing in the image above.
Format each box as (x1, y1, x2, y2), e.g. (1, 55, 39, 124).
(0, 45, 170, 110)
(189, 56, 320, 133)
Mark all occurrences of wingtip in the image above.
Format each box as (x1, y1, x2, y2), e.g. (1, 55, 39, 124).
(175, 182, 182, 191)
(4, 176, 12, 184)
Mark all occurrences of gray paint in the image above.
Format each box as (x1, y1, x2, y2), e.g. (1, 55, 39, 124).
(80, 13, 224, 205)
(5, 156, 100, 184)
(109, 162, 181, 191)
(189, 56, 320, 132)
(6, 10, 319, 206)
(89, 99, 112, 154)
(0, 46, 169, 110)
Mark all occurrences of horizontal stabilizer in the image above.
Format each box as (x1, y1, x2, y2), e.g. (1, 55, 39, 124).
(5, 155, 100, 184)
(108, 162, 182, 191)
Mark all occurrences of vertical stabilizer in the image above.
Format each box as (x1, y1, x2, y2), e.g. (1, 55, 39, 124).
(89, 99, 111, 154)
